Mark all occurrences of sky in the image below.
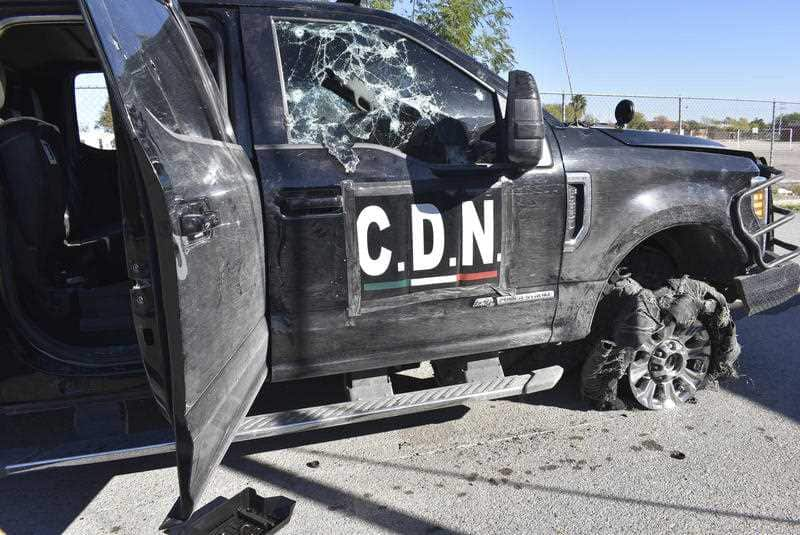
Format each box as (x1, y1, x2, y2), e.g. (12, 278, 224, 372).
(507, 0, 800, 102)
(393, 0, 799, 102)
(76, 1, 800, 131)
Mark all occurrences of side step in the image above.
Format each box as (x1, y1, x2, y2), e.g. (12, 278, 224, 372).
(2, 366, 563, 477)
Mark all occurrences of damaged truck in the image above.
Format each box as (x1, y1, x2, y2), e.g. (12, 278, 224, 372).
(1, 0, 799, 528)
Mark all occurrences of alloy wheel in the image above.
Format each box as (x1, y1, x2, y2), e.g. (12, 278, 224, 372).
(628, 318, 711, 410)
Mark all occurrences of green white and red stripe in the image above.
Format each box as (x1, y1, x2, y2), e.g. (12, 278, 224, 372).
(364, 270, 498, 291)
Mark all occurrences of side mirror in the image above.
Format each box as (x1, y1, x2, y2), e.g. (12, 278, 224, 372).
(614, 99, 635, 128)
(505, 70, 544, 167)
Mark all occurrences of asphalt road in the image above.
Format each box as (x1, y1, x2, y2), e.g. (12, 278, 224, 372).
(1, 227, 799, 535)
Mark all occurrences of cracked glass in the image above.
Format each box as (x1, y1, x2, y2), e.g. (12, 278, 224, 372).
(275, 20, 497, 172)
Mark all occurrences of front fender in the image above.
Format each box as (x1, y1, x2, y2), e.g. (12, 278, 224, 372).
(551, 201, 749, 344)
(561, 181, 748, 283)
(553, 127, 758, 283)
(603, 202, 748, 281)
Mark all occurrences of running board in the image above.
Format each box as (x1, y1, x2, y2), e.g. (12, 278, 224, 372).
(2, 366, 563, 477)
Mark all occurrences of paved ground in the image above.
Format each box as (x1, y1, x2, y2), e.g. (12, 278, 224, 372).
(719, 140, 800, 181)
(776, 208, 800, 265)
(1, 225, 798, 535)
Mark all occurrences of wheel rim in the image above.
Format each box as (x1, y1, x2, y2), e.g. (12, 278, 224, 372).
(628, 318, 711, 410)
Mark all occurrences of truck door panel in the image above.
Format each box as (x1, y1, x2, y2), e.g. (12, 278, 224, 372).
(242, 9, 566, 380)
(80, 0, 268, 523)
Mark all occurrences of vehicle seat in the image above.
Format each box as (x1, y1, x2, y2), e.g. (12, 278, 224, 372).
(0, 65, 67, 288)
(66, 142, 122, 244)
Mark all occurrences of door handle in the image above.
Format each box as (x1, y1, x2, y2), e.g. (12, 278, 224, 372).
(178, 198, 220, 241)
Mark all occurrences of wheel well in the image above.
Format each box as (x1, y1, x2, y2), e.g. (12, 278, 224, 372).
(618, 225, 746, 293)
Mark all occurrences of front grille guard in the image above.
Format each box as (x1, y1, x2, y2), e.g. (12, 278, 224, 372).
(734, 171, 800, 270)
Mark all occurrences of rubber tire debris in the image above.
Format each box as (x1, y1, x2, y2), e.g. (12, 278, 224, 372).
(580, 274, 741, 410)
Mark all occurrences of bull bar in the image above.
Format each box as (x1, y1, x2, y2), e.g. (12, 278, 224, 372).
(734, 170, 800, 270)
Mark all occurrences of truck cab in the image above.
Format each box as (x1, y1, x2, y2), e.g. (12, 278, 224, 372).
(0, 0, 797, 526)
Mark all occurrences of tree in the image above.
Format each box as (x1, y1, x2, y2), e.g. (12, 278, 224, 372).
(649, 115, 675, 131)
(749, 118, 767, 132)
(683, 119, 705, 133)
(568, 94, 586, 121)
(96, 100, 114, 132)
(777, 112, 800, 126)
(366, 0, 394, 10)
(543, 103, 563, 121)
(542, 95, 588, 123)
(627, 111, 649, 130)
(725, 116, 751, 131)
(330, 0, 516, 73)
(417, 0, 515, 73)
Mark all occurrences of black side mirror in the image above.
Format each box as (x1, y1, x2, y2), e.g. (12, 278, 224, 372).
(614, 99, 635, 128)
(505, 70, 544, 166)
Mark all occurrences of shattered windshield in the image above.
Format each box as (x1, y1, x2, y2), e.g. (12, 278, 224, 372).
(275, 20, 497, 172)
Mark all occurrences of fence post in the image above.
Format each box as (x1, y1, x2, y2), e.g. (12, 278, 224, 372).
(677, 97, 683, 135)
(769, 100, 777, 165)
(561, 93, 566, 123)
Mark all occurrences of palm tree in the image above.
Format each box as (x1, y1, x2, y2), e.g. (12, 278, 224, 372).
(569, 94, 587, 122)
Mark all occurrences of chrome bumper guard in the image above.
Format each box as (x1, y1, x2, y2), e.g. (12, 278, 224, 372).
(734, 171, 800, 270)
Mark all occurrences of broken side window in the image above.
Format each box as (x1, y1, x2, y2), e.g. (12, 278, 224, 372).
(274, 20, 497, 173)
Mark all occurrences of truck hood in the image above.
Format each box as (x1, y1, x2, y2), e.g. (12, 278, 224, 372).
(596, 128, 758, 160)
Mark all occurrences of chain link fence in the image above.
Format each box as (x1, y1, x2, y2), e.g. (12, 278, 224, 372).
(542, 92, 800, 182)
(75, 74, 115, 151)
(74, 79, 799, 182)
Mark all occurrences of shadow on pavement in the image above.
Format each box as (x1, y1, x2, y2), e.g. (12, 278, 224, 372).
(0, 454, 175, 535)
(722, 294, 800, 423)
(222, 456, 467, 535)
(0, 406, 469, 535)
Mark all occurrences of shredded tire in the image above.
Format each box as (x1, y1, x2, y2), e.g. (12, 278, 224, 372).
(580, 274, 741, 410)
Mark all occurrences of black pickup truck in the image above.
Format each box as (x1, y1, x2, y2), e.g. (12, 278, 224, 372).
(0, 0, 798, 527)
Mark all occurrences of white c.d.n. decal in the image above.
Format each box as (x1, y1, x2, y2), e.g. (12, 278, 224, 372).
(461, 199, 494, 266)
(411, 203, 444, 271)
(357, 205, 392, 277)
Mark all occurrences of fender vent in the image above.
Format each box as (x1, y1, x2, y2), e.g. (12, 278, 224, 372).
(566, 183, 585, 240)
(564, 172, 591, 251)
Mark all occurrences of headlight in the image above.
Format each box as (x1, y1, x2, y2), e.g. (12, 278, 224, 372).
(750, 176, 769, 224)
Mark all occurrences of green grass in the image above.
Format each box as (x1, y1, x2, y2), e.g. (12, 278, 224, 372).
(775, 200, 800, 213)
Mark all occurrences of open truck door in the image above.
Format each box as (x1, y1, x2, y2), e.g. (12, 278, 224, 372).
(79, 0, 269, 525)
